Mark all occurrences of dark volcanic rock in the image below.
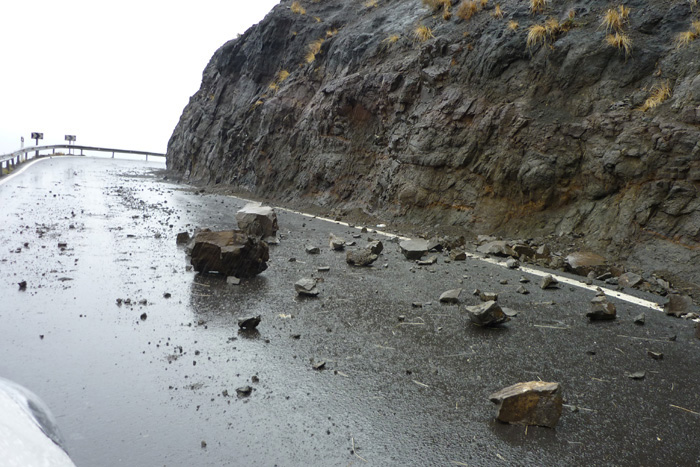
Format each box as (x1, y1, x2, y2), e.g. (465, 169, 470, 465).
(238, 315, 261, 330)
(190, 230, 269, 278)
(489, 381, 563, 428)
(165, 0, 700, 295)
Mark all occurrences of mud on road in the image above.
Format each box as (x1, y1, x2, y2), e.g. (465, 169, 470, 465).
(1, 157, 699, 466)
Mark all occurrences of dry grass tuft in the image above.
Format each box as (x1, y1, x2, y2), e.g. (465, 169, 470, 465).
(530, 0, 548, 14)
(363, 0, 378, 7)
(492, 4, 504, 19)
(268, 70, 291, 92)
(383, 34, 400, 44)
(305, 38, 325, 63)
(414, 25, 435, 42)
(422, 0, 450, 11)
(568, 9, 576, 20)
(480, 0, 488, 7)
(675, 30, 698, 48)
(291, 1, 306, 15)
(605, 32, 632, 56)
(527, 24, 547, 50)
(638, 82, 672, 112)
(326, 28, 338, 38)
(508, 20, 519, 30)
(457, 0, 479, 20)
(601, 6, 630, 32)
(545, 17, 560, 36)
(443, 3, 452, 20)
(692, 20, 700, 34)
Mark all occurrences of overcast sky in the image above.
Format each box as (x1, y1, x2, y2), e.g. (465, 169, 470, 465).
(0, 0, 280, 155)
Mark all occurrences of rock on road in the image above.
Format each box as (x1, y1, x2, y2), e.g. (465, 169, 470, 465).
(1, 156, 699, 466)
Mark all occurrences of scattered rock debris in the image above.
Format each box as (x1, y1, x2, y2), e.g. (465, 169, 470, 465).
(587, 290, 616, 321)
(346, 249, 378, 267)
(399, 239, 429, 260)
(235, 204, 278, 239)
(18, 281, 27, 291)
(439, 288, 462, 304)
(329, 234, 345, 251)
(236, 386, 253, 397)
(540, 274, 559, 289)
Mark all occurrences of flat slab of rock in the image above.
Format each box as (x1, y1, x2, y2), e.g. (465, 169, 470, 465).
(449, 250, 466, 261)
(295, 278, 319, 296)
(346, 249, 378, 266)
(235, 204, 278, 239)
(619, 272, 643, 288)
(439, 288, 462, 304)
(565, 251, 607, 276)
(476, 240, 514, 257)
(176, 231, 191, 245)
(190, 230, 269, 278)
(305, 245, 320, 254)
(399, 239, 429, 260)
(489, 381, 563, 428)
(238, 315, 261, 330)
(466, 301, 509, 326)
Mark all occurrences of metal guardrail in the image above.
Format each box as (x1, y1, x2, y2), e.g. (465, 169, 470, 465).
(0, 144, 166, 176)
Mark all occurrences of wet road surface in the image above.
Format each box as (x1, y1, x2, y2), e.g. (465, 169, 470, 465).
(1, 156, 699, 466)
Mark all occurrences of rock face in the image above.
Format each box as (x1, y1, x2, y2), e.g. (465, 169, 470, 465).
(489, 381, 563, 428)
(235, 204, 278, 239)
(190, 230, 269, 278)
(166, 0, 700, 293)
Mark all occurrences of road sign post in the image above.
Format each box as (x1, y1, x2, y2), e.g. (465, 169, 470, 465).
(65, 135, 76, 155)
(31, 132, 43, 159)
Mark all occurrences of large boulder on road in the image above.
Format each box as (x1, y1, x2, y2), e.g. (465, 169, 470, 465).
(235, 204, 278, 239)
(190, 230, 269, 278)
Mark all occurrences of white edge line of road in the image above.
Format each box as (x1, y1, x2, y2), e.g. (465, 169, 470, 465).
(2, 160, 666, 312)
(0, 157, 53, 186)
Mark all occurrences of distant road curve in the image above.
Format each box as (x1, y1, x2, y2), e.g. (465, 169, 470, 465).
(0, 144, 165, 173)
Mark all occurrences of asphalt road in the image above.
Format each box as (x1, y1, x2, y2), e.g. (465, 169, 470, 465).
(1, 156, 699, 466)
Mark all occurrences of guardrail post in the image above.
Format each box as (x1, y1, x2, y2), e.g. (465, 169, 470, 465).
(80, 149, 84, 156)
(112, 151, 115, 158)
(146, 154, 149, 161)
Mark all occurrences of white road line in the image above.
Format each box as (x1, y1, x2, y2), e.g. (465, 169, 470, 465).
(0, 157, 53, 186)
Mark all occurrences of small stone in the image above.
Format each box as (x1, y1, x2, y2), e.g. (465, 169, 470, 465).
(346, 249, 379, 266)
(479, 291, 498, 302)
(163, 292, 172, 299)
(238, 315, 261, 330)
(499, 279, 508, 285)
(236, 385, 253, 397)
(439, 288, 462, 304)
(411, 302, 423, 308)
(664, 294, 694, 317)
(634, 313, 645, 325)
(540, 274, 558, 289)
(505, 258, 520, 269)
(312, 361, 326, 370)
(516, 285, 529, 295)
(227, 276, 241, 285)
(140, 313, 147, 321)
(449, 250, 467, 261)
(647, 351, 663, 360)
(317, 266, 330, 272)
(288, 257, 297, 262)
(201, 441, 207, 449)
(18, 281, 27, 290)
(417, 256, 437, 266)
(489, 381, 562, 428)
(329, 234, 345, 251)
(587, 294, 617, 321)
(626, 371, 646, 380)
(295, 278, 319, 296)
(466, 301, 509, 326)
(251, 375, 259, 383)
(519, 276, 530, 284)
(695, 322, 700, 339)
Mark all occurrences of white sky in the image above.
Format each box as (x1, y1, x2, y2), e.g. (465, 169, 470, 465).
(0, 0, 280, 154)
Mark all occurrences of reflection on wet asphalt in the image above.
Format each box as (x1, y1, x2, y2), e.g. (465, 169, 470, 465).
(1, 157, 699, 466)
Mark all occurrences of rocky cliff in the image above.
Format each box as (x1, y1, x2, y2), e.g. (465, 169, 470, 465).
(166, 0, 700, 291)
